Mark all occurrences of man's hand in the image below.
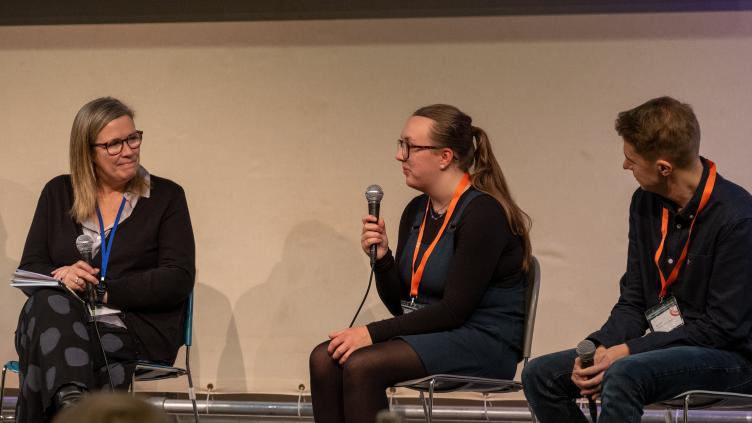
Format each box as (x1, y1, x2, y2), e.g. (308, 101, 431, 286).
(571, 343, 630, 399)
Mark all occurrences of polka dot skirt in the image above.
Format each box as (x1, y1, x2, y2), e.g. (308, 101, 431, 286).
(15, 288, 137, 422)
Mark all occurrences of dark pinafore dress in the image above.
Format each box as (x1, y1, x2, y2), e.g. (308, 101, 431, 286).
(398, 189, 525, 379)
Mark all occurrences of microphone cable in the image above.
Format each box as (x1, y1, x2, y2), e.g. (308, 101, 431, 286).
(92, 318, 115, 391)
(349, 265, 375, 328)
(88, 294, 115, 391)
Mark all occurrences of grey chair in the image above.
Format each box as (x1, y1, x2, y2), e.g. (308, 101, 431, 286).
(659, 390, 752, 422)
(1, 294, 199, 422)
(394, 255, 541, 423)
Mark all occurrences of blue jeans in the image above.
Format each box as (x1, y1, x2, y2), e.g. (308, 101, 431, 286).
(522, 346, 752, 423)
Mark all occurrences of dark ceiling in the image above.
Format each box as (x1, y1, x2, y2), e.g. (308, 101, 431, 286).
(2, 0, 752, 26)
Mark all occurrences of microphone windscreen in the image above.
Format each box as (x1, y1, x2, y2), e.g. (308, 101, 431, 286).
(576, 339, 596, 366)
(75, 234, 94, 255)
(365, 185, 384, 203)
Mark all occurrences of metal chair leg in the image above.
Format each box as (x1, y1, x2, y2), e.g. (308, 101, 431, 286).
(1, 365, 7, 420)
(683, 393, 690, 423)
(418, 391, 429, 422)
(185, 346, 199, 422)
(427, 378, 434, 423)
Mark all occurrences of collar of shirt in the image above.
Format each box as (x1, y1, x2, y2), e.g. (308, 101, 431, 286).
(81, 166, 151, 256)
(658, 157, 710, 224)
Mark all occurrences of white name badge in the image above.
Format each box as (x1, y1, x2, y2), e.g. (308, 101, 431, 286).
(645, 296, 684, 333)
(400, 299, 426, 314)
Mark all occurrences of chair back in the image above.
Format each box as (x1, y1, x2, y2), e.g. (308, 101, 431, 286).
(522, 256, 541, 362)
(184, 292, 194, 347)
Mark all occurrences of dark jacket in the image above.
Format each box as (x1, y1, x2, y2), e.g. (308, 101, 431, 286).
(589, 160, 752, 360)
(20, 174, 196, 363)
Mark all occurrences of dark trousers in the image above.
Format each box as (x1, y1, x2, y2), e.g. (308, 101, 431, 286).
(522, 347, 752, 423)
(15, 288, 138, 422)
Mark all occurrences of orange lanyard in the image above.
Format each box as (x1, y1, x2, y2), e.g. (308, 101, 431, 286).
(654, 160, 717, 300)
(410, 173, 471, 299)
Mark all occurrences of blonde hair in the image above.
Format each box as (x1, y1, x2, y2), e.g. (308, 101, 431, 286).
(69, 97, 147, 222)
(413, 104, 532, 271)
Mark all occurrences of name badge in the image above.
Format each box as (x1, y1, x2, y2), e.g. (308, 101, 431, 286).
(645, 296, 684, 333)
(400, 299, 426, 314)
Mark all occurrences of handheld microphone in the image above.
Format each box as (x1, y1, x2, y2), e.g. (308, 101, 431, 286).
(75, 234, 96, 309)
(76, 234, 115, 390)
(348, 185, 383, 328)
(576, 339, 598, 423)
(364, 185, 384, 266)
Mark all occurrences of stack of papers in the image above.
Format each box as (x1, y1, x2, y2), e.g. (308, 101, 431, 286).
(10, 269, 121, 319)
(11, 269, 61, 295)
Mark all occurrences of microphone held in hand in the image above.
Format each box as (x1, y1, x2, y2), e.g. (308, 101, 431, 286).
(576, 339, 598, 423)
(364, 184, 384, 266)
(75, 234, 96, 308)
(576, 339, 596, 368)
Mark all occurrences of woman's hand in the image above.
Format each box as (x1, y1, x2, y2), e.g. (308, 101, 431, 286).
(52, 261, 99, 293)
(361, 215, 388, 260)
(327, 326, 373, 365)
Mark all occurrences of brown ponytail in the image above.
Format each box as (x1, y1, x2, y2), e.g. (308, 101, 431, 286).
(470, 126, 532, 270)
(413, 104, 532, 271)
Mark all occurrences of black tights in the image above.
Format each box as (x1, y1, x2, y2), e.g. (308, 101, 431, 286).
(309, 339, 427, 423)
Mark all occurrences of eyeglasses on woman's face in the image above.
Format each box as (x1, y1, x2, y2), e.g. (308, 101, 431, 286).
(397, 139, 440, 160)
(91, 130, 143, 156)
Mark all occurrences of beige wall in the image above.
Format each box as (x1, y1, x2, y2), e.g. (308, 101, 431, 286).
(1, 11, 751, 396)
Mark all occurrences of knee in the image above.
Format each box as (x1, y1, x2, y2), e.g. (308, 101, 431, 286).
(603, 359, 637, 385)
(341, 349, 381, 385)
(522, 357, 544, 386)
(23, 288, 81, 322)
(309, 342, 336, 380)
(601, 358, 643, 396)
(522, 354, 563, 387)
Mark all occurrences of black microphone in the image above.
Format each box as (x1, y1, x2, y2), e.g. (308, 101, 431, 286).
(75, 234, 96, 309)
(364, 184, 384, 266)
(576, 339, 598, 423)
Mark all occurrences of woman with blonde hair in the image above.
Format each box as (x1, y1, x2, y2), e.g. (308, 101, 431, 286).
(310, 104, 531, 423)
(15, 97, 195, 421)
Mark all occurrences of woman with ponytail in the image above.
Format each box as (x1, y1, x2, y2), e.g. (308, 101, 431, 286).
(310, 104, 531, 423)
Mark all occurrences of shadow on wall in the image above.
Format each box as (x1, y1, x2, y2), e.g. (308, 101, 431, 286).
(191, 280, 247, 392)
(233, 220, 378, 391)
(0, 179, 36, 375)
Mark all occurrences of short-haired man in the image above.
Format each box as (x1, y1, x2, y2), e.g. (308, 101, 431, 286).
(522, 96, 752, 422)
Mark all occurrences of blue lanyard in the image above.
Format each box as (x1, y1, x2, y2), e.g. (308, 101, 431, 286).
(96, 196, 127, 282)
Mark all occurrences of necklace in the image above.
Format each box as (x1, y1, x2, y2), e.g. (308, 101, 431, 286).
(429, 203, 447, 221)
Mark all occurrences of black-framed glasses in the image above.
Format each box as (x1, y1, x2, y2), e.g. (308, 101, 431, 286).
(91, 130, 143, 156)
(397, 139, 440, 160)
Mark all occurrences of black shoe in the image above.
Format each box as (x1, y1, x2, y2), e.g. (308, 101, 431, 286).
(53, 384, 87, 411)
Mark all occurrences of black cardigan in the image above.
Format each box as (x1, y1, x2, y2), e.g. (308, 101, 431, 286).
(19, 174, 196, 363)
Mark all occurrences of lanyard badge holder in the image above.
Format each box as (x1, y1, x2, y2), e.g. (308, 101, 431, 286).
(401, 173, 470, 315)
(645, 161, 716, 332)
(93, 196, 127, 315)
